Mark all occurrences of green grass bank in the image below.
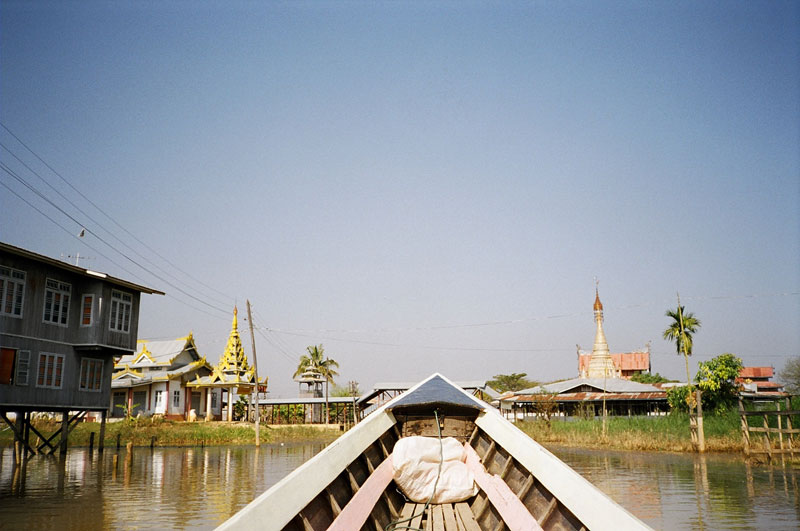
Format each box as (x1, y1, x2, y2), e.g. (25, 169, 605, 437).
(517, 410, 744, 453)
(3, 409, 786, 455)
(0, 418, 342, 448)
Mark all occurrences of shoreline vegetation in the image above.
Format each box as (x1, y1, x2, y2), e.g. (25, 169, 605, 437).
(518, 411, 743, 453)
(0, 418, 342, 448)
(2, 411, 748, 454)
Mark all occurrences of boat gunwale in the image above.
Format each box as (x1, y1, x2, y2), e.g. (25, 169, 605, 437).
(217, 373, 650, 530)
(474, 410, 648, 530)
(217, 373, 471, 530)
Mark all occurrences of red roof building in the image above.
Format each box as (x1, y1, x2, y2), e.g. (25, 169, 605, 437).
(737, 366, 787, 398)
(578, 349, 651, 379)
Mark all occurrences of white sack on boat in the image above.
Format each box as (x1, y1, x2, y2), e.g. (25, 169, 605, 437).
(392, 436, 478, 504)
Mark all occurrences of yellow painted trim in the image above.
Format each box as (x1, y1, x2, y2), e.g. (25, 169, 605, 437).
(112, 364, 144, 380)
(134, 345, 155, 364)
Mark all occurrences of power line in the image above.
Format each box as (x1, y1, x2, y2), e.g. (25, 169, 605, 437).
(263, 291, 799, 337)
(1, 142, 235, 309)
(1, 143, 233, 309)
(0, 122, 235, 305)
(1, 161, 231, 316)
(1, 167, 232, 320)
(264, 327, 572, 353)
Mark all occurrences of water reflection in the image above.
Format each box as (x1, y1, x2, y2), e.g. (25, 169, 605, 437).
(1, 443, 799, 530)
(548, 445, 800, 530)
(0, 442, 326, 530)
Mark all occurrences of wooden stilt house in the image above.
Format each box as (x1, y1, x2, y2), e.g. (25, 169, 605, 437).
(0, 242, 163, 457)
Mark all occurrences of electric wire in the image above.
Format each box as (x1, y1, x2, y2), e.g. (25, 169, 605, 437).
(1, 161, 230, 316)
(1, 141, 233, 309)
(1, 169, 230, 320)
(263, 327, 571, 353)
(263, 290, 798, 337)
(0, 121, 234, 304)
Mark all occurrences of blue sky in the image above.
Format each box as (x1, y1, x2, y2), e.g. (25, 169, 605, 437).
(2, 1, 798, 397)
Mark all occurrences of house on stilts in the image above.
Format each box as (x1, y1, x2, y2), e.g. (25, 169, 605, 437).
(0, 242, 163, 458)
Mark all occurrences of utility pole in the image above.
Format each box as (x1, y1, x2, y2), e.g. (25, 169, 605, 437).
(246, 300, 260, 447)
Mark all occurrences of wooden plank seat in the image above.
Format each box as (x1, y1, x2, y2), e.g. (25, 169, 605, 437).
(397, 502, 480, 531)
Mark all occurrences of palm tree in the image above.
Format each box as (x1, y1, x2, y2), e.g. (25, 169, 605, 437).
(663, 305, 701, 386)
(294, 344, 339, 424)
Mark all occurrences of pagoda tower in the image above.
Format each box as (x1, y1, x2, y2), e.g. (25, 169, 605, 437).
(217, 306, 251, 379)
(585, 287, 620, 379)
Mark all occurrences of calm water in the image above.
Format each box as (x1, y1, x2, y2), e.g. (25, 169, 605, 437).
(0, 443, 326, 530)
(0, 443, 798, 530)
(549, 445, 800, 530)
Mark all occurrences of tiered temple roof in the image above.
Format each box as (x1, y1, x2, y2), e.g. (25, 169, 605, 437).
(187, 307, 265, 391)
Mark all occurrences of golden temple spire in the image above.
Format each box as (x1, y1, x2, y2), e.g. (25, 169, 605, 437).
(217, 307, 250, 376)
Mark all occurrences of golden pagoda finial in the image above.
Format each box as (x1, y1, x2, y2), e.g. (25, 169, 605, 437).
(216, 307, 251, 377)
(593, 280, 603, 313)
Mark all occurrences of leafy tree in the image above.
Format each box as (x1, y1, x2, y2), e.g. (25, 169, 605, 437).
(487, 373, 536, 393)
(667, 353, 743, 414)
(778, 356, 800, 395)
(115, 402, 140, 421)
(695, 353, 743, 412)
(331, 381, 361, 397)
(234, 395, 249, 421)
(527, 392, 560, 429)
(630, 372, 673, 384)
(294, 344, 339, 423)
(667, 386, 691, 413)
(663, 304, 701, 386)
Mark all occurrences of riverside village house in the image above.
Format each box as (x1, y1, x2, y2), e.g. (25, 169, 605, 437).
(111, 333, 222, 420)
(0, 242, 163, 457)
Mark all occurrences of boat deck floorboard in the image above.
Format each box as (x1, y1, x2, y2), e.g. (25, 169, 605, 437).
(399, 502, 481, 531)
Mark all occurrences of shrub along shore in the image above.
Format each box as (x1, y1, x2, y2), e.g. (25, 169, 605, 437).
(0, 410, 754, 454)
(517, 410, 744, 453)
(0, 418, 342, 449)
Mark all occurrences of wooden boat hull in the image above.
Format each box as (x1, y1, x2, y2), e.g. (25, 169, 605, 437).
(218, 373, 649, 531)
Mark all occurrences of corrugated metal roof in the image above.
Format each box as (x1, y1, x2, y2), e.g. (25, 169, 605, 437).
(739, 367, 774, 379)
(519, 377, 661, 395)
(506, 391, 667, 403)
(1, 241, 164, 295)
(260, 397, 359, 406)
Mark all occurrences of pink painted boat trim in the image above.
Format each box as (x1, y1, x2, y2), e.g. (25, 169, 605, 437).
(464, 444, 543, 531)
(327, 455, 394, 531)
